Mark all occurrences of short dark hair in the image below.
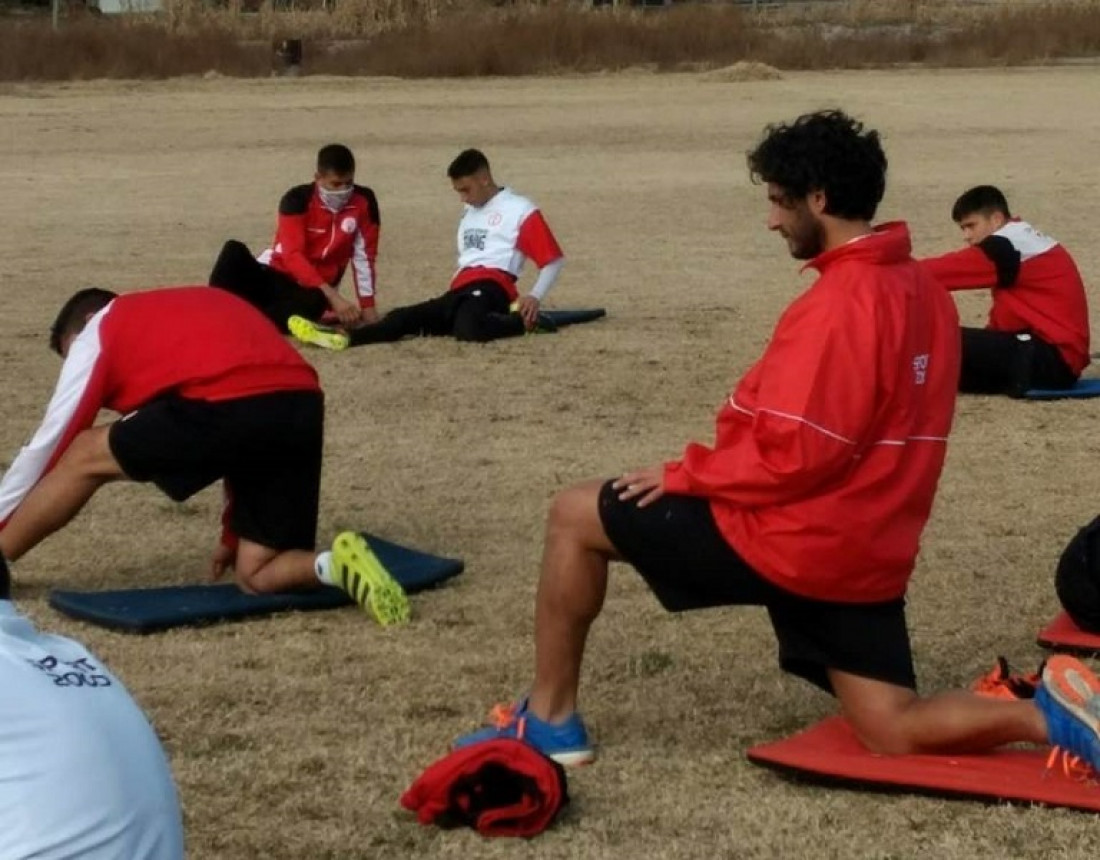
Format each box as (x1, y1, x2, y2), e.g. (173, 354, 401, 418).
(747, 109, 887, 221)
(447, 148, 490, 180)
(951, 185, 1011, 223)
(317, 144, 355, 176)
(49, 287, 117, 355)
(0, 552, 9, 600)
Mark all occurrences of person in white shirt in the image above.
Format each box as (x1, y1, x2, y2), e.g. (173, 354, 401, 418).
(0, 553, 185, 860)
(288, 148, 566, 350)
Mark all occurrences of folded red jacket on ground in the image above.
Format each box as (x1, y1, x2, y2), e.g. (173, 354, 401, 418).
(400, 738, 569, 838)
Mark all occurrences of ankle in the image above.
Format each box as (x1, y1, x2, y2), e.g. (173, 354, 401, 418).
(528, 691, 577, 725)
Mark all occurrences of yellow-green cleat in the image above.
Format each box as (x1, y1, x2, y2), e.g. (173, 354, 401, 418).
(288, 315, 349, 351)
(331, 532, 411, 626)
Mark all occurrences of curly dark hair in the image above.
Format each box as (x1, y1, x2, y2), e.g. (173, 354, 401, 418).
(747, 109, 887, 221)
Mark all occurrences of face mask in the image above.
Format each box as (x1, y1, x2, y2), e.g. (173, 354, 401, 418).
(318, 185, 354, 212)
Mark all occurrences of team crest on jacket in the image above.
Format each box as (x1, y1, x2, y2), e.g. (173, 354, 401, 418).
(341, 217, 357, 234)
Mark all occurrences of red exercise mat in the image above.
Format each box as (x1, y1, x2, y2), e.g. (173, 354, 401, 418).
(747, 716, 1100, 812)
(1037, 612, 1100, 655)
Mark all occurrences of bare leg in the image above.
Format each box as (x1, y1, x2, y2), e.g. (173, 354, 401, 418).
(527, 479, 622, 724)
(830, 668, 1047, 756)
(234, 540, 319, 594)
(0, 426, 125, 562)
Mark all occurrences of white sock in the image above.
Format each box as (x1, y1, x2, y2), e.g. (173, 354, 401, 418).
(314, 551, 335, 585)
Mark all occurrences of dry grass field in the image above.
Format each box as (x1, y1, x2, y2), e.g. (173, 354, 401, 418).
(1, 66, 1100, 858)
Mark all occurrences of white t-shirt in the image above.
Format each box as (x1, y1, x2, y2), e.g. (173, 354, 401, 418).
(0, 602, 184, 859)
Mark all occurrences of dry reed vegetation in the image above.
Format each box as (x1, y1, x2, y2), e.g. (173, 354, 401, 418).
(0, 0, 1099, 80)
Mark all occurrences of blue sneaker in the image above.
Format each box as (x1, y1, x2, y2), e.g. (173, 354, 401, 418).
(454, 700, 595, 767)
(1035, 654, 1100, 774)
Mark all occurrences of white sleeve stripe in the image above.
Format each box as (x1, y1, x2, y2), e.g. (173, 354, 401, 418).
(0, 313, 104, 523)
(730, 398, 948, 449)
(728, 397, 857, 445)
(350, 229, 373, 299)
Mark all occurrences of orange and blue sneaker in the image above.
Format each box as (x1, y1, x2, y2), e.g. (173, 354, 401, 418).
(970, 656, 1041, 700)
(1035, 654, 1100, 777)
(453, 700, 595, 767)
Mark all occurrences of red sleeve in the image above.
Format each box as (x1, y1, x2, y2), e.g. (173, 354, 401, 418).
(516, 210, 563, 268)
(273, 210, 327, 288)
(0, 317, 109, 528)
(662, 280, 876, 507)
(920, 247, 997, 291)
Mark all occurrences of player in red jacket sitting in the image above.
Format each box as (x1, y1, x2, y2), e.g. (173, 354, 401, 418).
(921, 185, 1090, 396)
(209, 143, 381, 333)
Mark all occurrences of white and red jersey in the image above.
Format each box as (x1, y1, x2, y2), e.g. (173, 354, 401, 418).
(0, 601, 184, 859)
(0, 287, 319, 528)
(263, 183, 381, 309)
(921, 219, 1090, 374)
(449, 187, 564, 301)
(663, 223, 960, 604)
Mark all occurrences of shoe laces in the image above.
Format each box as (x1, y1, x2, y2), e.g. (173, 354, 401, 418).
(487, 703, 527, 739)
(1044, 746, 1099, 785)
(971, 657, 1040, 700)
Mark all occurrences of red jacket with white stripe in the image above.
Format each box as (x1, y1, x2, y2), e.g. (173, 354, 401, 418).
(0, 287, 319, 529)
(920, 219, 1090, 374)
(265, 183, 381, 309)
(663, 223, 960, 604)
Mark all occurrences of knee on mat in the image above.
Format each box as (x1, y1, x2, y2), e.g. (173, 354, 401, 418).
(233, 564, 267, 595)
(848, 715, 916, 756)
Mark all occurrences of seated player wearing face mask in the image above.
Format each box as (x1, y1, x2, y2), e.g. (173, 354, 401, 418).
(209, 143, 382, 332)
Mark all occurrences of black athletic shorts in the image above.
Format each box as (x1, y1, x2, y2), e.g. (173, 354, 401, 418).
(960, 326, 1077, 397)
(108, 390, 323, 551)
(596, 480, 916, 694)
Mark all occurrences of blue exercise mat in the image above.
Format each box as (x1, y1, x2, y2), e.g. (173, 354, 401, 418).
(541, 308, 606, 328)
(48, 533, 463, 633)
(1024, 378, 1100, 400)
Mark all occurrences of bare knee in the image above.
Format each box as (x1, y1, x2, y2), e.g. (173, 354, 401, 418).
(233, 544, 278, 594)
(832, 670, 921, 755)
(848, 714, 917, 756)
(546, 482, 609, 547)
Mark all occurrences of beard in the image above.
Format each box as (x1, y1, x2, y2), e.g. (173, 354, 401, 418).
(784, 214, 827, 260)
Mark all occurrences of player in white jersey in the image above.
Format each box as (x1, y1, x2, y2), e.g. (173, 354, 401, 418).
(289, 148, 566, 350)
(0, 553, 185, 859)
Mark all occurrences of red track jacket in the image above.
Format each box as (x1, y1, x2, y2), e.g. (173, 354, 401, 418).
(663, 223, 960, 603)
(265, 183, 381, 309)
(920, 219, 1090, 375)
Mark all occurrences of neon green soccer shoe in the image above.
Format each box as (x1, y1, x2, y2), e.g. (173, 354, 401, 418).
(288, 315, 349, 351)
(331, 532, 411, 626)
